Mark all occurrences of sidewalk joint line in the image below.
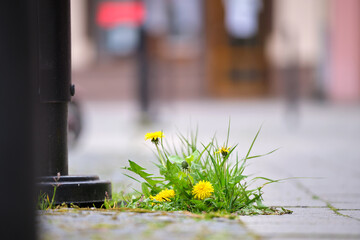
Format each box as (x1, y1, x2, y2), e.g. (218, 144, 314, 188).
(296, 182, 360, 222)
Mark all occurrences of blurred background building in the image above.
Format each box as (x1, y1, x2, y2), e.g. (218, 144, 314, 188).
(70, 0, 360, 103)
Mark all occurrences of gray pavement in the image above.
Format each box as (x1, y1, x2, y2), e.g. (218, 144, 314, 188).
(39, 99, 360, 239)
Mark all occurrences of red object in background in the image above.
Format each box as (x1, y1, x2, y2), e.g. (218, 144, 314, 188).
(96, 1, 145, 28)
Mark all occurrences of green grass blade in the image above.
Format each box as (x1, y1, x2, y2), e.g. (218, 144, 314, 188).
(244, 126, 262, 161)
(246, 148, 280, 160)
(226, 118, 231, 147)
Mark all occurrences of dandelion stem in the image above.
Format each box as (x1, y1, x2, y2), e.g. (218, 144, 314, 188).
(156, 144, 166, 168)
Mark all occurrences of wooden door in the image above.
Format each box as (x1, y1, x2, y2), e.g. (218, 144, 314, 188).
(205, 0, 272, 98)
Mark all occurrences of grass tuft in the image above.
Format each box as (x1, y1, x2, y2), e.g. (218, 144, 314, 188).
(120, 125, 292, 216)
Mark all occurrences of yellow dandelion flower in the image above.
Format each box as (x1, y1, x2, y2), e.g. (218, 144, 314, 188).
(215, 146, 230, 157)
(145, 131, 164, 144)
(192, 181, 214, 200)
(150, 189, 175, 202)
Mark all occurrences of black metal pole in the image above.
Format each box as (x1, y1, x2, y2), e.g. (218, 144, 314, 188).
(0, 0, 36, 239)
(36, 0, 71, 176)
(37, 0, 111, 207)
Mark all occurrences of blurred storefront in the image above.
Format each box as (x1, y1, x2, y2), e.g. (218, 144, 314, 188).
(71, 0, 360, 102)
(205, 0, 272, 98)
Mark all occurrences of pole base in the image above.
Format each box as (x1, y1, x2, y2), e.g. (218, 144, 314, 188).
(38, 175, 112, 207)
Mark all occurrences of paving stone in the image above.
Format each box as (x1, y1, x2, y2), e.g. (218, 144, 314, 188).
(338, 210, 360, 220)
(262, 182, 327, 207)
(239, 208, 360, 238)
(38, 209, 251, 240)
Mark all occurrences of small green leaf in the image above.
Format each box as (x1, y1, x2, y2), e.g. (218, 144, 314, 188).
(230, 175, 246, 184)
(185, 150, 200, 164)
(255, 199, 267, 209)
(190, 163, 201, 171)
(124, 160, 162, 187)
(141, 182, 151, 197)
(169, 155, 184, 164)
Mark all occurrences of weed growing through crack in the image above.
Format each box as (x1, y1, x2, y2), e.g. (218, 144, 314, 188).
(120, 124, 292, 215)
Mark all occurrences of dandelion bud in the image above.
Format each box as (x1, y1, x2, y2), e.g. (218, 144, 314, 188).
(181, 161, 189, 169)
